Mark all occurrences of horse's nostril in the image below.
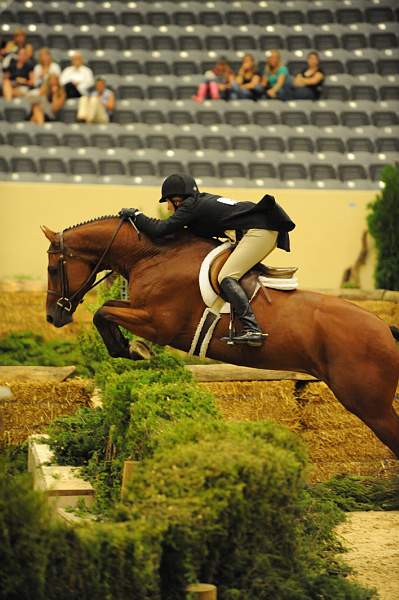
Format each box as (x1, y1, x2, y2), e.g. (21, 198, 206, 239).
(47, 315, 53, 323)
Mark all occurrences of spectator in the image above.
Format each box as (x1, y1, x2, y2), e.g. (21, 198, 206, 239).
(2, 47, 34, 100)
(192, 56, 234, 103)
(59, 52, 94, 99)
(32, 48, 61, 89)
(1, 28, 34, 66)
(289, 51, 325, 100)
(77, 77, 115, 123)
(29, 74, 66, 124)
(229, 53, 262, 100)
(260, 50, 290, 100)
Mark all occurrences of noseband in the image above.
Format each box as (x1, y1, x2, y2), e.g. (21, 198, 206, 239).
(47, 218, 125, 313)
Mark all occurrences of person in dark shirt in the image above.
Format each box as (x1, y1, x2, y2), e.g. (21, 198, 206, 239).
(2, 47, 34, 100)
(290, 51, 325, 100)
(119, 174, 295, 347)
(229, 54, 262, 101)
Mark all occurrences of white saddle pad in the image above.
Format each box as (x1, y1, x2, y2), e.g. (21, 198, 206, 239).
(199, 242, 298, 314)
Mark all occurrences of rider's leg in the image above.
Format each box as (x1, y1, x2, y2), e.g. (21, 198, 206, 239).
(217, 229, 278, 345)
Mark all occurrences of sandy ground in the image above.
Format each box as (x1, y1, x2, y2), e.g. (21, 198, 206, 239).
(337, 511, 399, 600)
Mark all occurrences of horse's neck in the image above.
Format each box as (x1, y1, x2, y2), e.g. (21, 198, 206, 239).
(67, 220, 214, 277)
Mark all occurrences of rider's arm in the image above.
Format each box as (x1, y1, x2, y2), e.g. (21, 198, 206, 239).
(133, 197, 196, 237)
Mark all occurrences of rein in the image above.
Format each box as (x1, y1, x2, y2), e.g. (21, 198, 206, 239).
(47, 218, 126, 313)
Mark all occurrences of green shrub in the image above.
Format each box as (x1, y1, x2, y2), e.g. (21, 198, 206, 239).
(0, 459, 51, 600)
(47, 407, 107, 466)
(310, 473, 399, 512)
(0, 331, 82, 369)
(0, 427, 375, 600)
(125, 382, 220, 460)
(367, 164, 399, 290)
(113, 421, 373, 600)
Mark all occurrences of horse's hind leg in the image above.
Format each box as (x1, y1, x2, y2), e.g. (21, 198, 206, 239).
(329, 368, 399, 459)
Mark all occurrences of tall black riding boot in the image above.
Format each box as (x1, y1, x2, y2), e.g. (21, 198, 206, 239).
(219, 277, 267, 347)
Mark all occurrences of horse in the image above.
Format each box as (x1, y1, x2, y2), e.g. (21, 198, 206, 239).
(41, 216, 399, 458)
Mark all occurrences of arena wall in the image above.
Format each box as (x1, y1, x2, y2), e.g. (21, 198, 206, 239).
(0, 182, 377, 289)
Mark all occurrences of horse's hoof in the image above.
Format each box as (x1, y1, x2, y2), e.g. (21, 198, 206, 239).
(129, 340, 152, 361)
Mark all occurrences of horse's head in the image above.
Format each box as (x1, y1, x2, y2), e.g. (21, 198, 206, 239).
(42, 225, 96, 328)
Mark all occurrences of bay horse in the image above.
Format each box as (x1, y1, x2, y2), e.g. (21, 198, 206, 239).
(42, 216, 399, 458)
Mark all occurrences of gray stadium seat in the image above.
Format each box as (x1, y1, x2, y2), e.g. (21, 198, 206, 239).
(69, 157, 97, 175)
(174, 135, 200, 151)
(322, 85, 350, 101)
(62, 133, 88, 149)
(308, 8, 334, 26)
(231, 136, 257, 152)
(7, 131, 33, 147)
(248, 161, 278, 180)
(365, 6, 395, 24)
(350, 85, 378, 102)
(341, 33, 367, 51)
(336, 7, 364, 25)
(375, 136, 399, 153)
(288, 137, 315, 153)
(347, 137, 375, 153)
(202, 135, 229, 152)
(281, 110, 309, 127)
(377, 58, 399, 76)
(315, 33, 340, 52)
(118, 134, 143, 151)
(90, 133, 115, 149)
(311, 110, 339, 128)
(258, 136, 285, 153)
(338, 163, 368, 182)
(188, 159, 217, 179)
(279, 162, 308, 181)
(35, 132, 60, 147)
(370, 32, 399, 50)
(309, 163, 338, 182)
(380, 86, 399, 101)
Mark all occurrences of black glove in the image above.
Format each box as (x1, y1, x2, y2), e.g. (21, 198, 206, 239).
(119, 208, 140, 220)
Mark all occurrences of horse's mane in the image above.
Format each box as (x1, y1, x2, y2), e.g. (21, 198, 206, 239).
(64, 215, 118, 232)
(64, 215, 220, 250)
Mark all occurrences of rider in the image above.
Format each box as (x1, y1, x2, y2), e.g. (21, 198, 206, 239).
(119, 174, 295, 347)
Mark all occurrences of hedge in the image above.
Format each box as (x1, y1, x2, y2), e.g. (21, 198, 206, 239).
(0, 423, 374, 600)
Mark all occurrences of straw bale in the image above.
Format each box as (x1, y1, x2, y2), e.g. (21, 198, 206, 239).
(309, 458, 399, 483)
(298, 382, 359, 431)
(302, 428, 392, 463)
(202, 381, 301, 428)
(0, 379, 92, 445)
(0, 291, 93, 340)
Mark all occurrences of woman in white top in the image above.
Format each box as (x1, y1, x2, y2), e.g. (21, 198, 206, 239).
(59, 51, 94, 98)
(33, 48, 60, 88)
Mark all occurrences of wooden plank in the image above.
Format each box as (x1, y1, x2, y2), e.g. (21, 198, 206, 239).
(0, 365, 76, 383)
(121, 459, 138, 500)
(187, 364, 317, 383)
(186, 583, 217, 599)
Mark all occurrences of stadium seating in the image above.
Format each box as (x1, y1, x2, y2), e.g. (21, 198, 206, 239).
(0, 0, 398, 188)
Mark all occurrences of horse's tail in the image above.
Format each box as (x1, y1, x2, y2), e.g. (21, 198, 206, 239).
(390, 325, 399, 341)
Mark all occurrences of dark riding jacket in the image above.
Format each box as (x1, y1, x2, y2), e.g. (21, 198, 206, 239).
(134, 193, 295, 251)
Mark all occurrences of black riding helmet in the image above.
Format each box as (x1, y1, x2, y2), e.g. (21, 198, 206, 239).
(159, 173, 199, 203)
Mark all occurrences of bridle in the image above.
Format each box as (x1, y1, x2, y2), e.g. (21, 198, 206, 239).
(47, 218, 125, 313)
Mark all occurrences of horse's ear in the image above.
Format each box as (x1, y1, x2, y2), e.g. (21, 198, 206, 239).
(41, 225, 56, 242)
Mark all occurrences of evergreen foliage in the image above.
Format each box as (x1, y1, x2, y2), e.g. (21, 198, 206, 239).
(367, 164, 399, 290)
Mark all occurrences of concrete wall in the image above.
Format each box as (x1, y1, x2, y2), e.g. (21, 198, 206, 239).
(0, 182, 377, 289)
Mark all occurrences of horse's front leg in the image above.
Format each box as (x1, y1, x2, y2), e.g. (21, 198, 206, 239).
(93, 301, 155, 360)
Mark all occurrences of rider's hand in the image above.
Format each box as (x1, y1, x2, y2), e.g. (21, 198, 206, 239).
(119, 208, 140, 220)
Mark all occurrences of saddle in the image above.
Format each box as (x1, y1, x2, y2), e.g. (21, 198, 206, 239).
(209, 246, 298, 296)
